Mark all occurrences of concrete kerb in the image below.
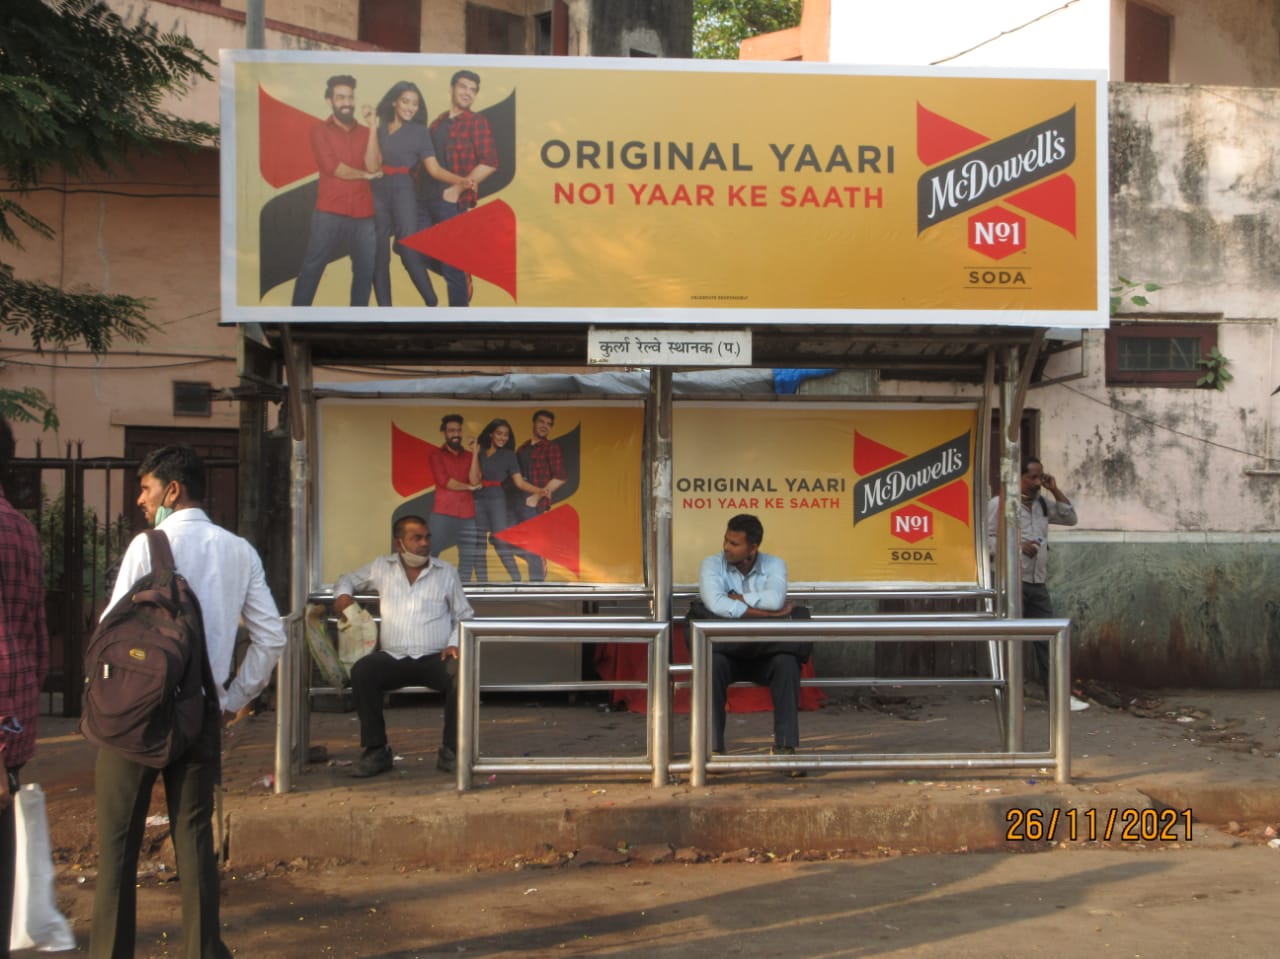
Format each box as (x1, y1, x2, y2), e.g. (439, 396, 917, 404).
(32, 687, 1280, 869)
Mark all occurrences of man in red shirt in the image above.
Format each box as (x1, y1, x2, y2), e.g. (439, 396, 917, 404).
(292, 75, 382, 307)
(425, 70, 499, 307)
(514, 409, 566, 581)
(0, 417, 49, 952)
(428, 414, 481, 582)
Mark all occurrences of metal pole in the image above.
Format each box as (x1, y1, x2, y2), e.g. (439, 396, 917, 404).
(456, 627, 476, 790)
(1000, 346, 1024, 751)
(275, 332, 312, 794)
(689, 622, 708, 788)
(647, 623, 671, 787)
(648, 369, 673, 784)
(1052, 623, 1072, 783)
(245, 0, 265, 49)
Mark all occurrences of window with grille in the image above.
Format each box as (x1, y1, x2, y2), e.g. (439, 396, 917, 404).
(1105, 322, 1217, 387)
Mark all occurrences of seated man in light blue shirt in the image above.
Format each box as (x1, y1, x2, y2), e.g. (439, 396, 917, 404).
(696, 513, 809, 764)
(333, 514, 474, 777)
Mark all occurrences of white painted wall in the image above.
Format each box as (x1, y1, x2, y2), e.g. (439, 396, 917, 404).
(825, 0, 1280, 85)
(828, 0, 1110, 71)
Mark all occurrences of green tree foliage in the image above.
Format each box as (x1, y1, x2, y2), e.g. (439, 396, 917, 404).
(694, 0, 802, 59)
(0, 0, 218, 425)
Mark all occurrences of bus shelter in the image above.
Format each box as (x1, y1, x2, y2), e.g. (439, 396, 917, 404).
(262, 325, 1072, 791)
(217, 52, 1107, 792)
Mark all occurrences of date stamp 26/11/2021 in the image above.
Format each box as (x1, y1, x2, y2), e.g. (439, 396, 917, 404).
(1006, 807, 1193, 843)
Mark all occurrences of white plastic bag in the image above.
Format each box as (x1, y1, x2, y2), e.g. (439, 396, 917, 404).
(10, 783, 75, 952)
(337, 603, 378, 668)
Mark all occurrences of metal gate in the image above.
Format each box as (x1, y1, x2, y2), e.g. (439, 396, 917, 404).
(7, 443, 237, 717)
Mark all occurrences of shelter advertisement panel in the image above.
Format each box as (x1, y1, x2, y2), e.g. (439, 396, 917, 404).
(317, 401, 644, 585)
(673, 404, 980, 586)
(222, 52, 1106, 327)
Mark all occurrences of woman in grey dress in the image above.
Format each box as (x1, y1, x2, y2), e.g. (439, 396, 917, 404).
(468, 419, 545, 581)
(370, 81, 474, 306)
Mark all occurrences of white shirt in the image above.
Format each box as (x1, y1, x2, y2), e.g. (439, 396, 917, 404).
(986, 494, 1078, 584)
(698, 551, 789, 619)
(334, 554, 474, 658)
(105, 508, 287, 713)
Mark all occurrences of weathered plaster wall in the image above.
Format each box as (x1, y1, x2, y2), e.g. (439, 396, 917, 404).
(1052, 541, 1280, 687)
(588, 0, 692, 58)
(1153, 0, 1280, 86)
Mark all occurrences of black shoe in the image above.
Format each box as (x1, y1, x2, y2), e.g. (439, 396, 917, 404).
(772, 745, 807, 778)
(437, 746, 457, 774)
(349, 745, 393, 778)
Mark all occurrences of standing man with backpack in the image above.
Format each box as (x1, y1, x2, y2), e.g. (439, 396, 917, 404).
(90, 446, 286, 959)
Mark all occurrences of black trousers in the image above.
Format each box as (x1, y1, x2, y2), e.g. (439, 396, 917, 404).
(694, 605, 810, 753)
(91, 727, 229, 959)
(350, 650, 458, 751)
(712, 651, 802, 752)
(1021, 581, 1055, 685)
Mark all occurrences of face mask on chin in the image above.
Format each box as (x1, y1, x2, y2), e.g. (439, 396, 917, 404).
(399, 544, 429, 568)
(153, 492, 176, 528)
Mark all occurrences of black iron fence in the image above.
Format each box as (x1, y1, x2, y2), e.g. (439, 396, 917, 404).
(7, 443, 236, 716)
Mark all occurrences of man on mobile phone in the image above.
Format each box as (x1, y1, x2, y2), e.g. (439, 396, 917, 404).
(986, 457, 1087, 710)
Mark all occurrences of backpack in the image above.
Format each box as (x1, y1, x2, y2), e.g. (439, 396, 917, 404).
(80, 529, 219, 768)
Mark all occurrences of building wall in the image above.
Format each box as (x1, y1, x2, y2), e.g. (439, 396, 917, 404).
(868, 83, 1280, 686)
(1, 146, 236, 450)
(588, 0, 692, 58)
(823, 0, 1280, 84)
(2, 0, 694, 464)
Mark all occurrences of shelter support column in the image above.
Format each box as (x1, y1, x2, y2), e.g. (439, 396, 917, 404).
(647, 368, 673, 786)
(275, 330, 314, 795)
(999, 346, 1024, 750)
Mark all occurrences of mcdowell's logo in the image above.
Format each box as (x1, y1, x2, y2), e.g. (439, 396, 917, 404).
(916, 104, 1077, 235)
(853, 431, 972, 526)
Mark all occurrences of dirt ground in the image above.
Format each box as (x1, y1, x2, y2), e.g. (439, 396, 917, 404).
(39, 844, 1280, 957)
(26, 685, 1280, 956)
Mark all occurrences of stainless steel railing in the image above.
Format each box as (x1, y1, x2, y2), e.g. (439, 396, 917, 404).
(450, 614, 1069, 791)
(456, 618, 671, 790)
(686, 617, 1071, 786)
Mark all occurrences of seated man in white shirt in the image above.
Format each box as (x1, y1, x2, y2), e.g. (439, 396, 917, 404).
(333, 515, 474, 777)
(695, 513, 810, 768)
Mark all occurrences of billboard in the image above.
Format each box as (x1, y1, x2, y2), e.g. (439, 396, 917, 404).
(221, 52, 1106, 327)
(317, 400, 645, 586)
(317, 399, 980, 589)
(673, 404, 980, 586)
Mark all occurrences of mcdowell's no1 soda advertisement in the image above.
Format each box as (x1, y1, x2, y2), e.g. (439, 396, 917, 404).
(318, 400, 980, 588)
(222, 52, 1105, 327)
(673, 404, 980, 586)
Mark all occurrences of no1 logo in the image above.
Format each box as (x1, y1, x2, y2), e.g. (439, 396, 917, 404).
(968, 207, 1027, 261)
(890, 504, 933, 544)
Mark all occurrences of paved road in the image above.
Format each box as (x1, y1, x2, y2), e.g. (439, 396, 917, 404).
(54, 843, 1279, 958)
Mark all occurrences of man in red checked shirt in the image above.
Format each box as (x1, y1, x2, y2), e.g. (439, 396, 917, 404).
(0, 417, 49, 955)
(514, 409, 566, 581)
(425, 69, 499, 307)
(428, 414, 482, 583)
(292, 74, 382, 307)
